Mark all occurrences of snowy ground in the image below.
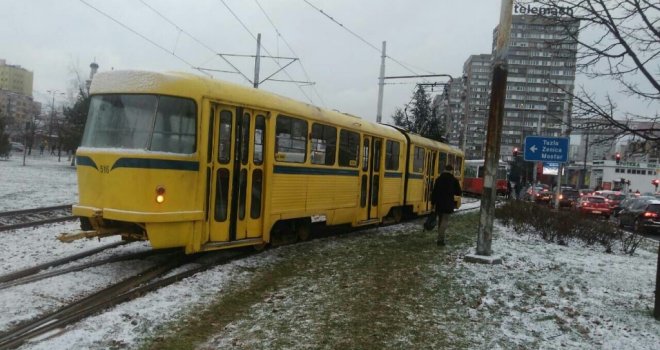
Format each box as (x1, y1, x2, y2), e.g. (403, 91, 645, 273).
(0, 153, 658, 349)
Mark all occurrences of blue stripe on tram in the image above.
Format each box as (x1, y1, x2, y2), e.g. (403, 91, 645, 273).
(111, 158, 199, 171)
(274, 165, 359, 177)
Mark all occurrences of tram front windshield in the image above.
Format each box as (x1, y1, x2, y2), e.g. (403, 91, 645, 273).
(81, 94, 197, 154)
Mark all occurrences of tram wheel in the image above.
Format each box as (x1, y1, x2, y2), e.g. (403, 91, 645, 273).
(270, 221, 297, 246)
(387, 208, 403, 224)
(296, 221, 311, 241)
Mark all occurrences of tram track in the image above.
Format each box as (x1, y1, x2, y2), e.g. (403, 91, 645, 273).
(0, 249, 254, 349)
(0, 205, 76, 232)
(0, 241, 128, 284)
(0, 245, 179, 291)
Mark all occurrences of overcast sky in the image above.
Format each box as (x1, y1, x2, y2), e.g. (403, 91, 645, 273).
(0, 0, 507, 123)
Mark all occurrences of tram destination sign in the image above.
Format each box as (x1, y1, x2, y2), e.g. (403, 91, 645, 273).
(524, 136, 569, 163)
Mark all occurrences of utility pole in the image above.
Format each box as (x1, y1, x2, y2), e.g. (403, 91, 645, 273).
(554, 100, 571, 208)
(466, 0, 513, 264)
(203, 34, 312, 88)
(531, 112, 542, 198)
(376, 41, 386, 123)
(581, 131, 589, 188)
(253, 34, 261, 88)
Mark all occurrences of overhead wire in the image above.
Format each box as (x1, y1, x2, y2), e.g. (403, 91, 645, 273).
(253, 0, 326, 107)
(218, 0, 315, 104)
(301, 0, 438, 77)
(137, 0, 251, 83)
(78, 0, 211, 76)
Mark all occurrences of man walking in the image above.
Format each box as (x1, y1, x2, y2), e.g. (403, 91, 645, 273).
(431, 164, 462, 246)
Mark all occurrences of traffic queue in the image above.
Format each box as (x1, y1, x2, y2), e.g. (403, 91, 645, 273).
(513, 185, 660, 234)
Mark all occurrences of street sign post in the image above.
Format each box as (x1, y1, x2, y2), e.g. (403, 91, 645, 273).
(524, 136, 569, 163)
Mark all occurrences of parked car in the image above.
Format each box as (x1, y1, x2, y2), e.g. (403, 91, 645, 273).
(617, 199, 660, 234)
(10, 142, 25, 152)
(576, 195, 611, 219)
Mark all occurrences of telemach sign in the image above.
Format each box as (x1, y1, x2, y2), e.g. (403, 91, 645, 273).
(514, 4, 574, 17)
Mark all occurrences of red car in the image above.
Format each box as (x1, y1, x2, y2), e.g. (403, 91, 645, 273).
(594, 190, 626, 212)
(576, 195, 611, 218)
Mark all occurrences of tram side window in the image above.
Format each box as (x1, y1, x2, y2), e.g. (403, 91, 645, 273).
(413, 147, 424, 173)
(448, 154, 456, 174)
(439, 152, 447, 172)
(465, 165, 477, 178)
(385, 140, 400, 171)
(275, 115, 307, 163)
(253, 115, 265, 165)
(497, 166, 508, 180)
(455, 156, 463, 174)
(151, 96, 197, 154)
(338, 130, 359, 167)
(311, 123, 337, 165)
(218, 111, 232, 164)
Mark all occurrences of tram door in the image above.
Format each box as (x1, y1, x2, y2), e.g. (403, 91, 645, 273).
(424, 150, 437, 211)
(209, 105, 267, 242)
(359, 136, 382, 222)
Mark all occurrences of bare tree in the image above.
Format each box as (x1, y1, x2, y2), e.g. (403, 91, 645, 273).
(526, 0, 659, 148)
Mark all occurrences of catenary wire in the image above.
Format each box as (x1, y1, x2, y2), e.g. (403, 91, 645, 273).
(301, 0, 438, 77)
(218, 0, 315, 104)
(79, 0, 211, 77)
(137, 0, 251, 83)
(253, 0, 326, 107)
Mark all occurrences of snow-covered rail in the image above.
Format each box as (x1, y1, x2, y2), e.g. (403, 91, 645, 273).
(0, 204, 75, 232)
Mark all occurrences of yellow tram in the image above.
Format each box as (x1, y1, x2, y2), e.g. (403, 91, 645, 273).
(71, 71, 463, 253)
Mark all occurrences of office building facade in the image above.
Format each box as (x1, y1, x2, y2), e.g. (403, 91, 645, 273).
(0, 59, 41, 139)
(442, 14, 579, 161)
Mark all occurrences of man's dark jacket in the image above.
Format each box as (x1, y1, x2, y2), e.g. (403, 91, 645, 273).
(431, 171, 462, 214)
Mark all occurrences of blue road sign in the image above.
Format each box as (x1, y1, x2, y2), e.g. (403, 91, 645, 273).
(524, 136, 569, 162)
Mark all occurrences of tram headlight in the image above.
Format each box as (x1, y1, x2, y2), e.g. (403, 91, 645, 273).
(155, 185, 166, 204)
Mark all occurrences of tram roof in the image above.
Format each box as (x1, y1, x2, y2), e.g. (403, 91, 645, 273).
(405, 132, 463, 155)
(90, 70, 405, 140)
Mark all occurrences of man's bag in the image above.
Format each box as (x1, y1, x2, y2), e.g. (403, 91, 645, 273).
(423, 214, 437, 231)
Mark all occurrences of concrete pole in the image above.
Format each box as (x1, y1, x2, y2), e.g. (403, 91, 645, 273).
(655, 242, 660, 320)
(253, 33, 261, 89)
(554, 99, 570, 208)
(476, 0, 513, 257)
(376, 41, 386, 123)
(532, 113, 542, 198)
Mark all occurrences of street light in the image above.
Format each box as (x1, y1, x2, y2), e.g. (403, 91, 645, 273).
(46, 89, 65, 152)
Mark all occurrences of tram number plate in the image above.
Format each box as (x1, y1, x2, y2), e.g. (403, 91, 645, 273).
(592, 210, 601, 214)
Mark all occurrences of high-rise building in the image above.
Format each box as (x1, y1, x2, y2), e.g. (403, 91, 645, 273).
(494, 14, 578, 161)
(462, 54, 492, 159)
(432, 77, 465, 147)
(0, 59, 41, 139)
(449, 14, 579, 161)
(0, 59, 33, 97)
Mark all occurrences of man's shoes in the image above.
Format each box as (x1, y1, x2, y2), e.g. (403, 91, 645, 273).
(436, 240, 446, 246)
